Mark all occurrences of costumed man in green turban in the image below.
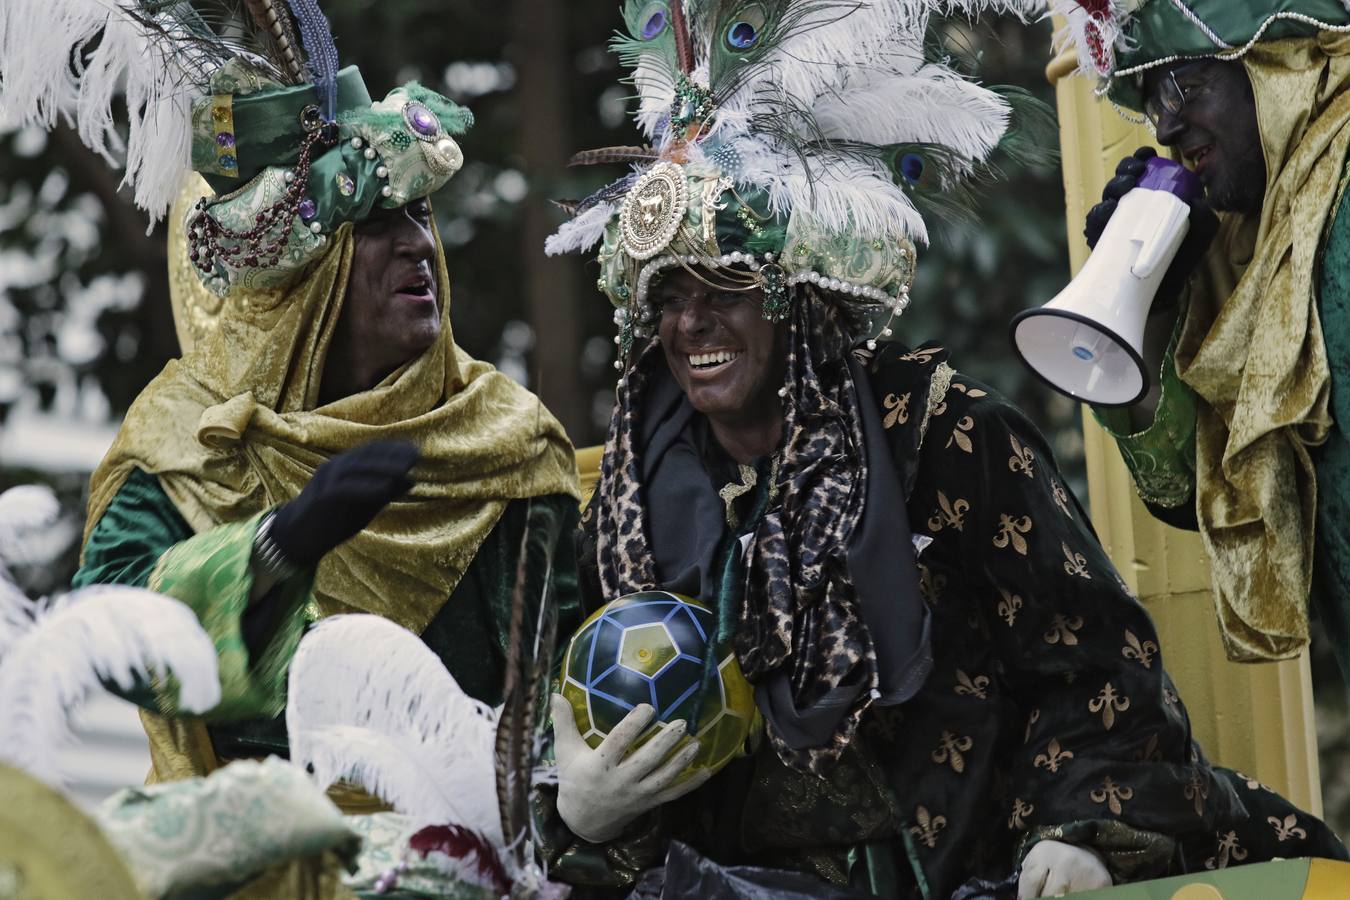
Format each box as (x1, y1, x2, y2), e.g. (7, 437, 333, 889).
(537, 1, 1346, 898)
(1049, 0, 1350, 675)
(0, 0, 580, 805)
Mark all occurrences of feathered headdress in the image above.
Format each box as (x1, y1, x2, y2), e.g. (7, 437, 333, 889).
(0, 0, 471, 295)
(548, 0, 1046, 362)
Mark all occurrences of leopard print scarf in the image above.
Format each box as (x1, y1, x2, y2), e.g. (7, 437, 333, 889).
(589, 287, 879, 774)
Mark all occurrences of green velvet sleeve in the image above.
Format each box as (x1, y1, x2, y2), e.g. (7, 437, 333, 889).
(73, 467, 313, 722)
(144, 512, 312, 721)
(1091, 303, 1198, 512)
(1311, 172, 1350, 679)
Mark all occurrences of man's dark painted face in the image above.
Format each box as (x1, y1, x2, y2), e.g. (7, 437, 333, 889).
(654, 268, 786, 425)
(345, 199, 441, 368)
(1142, 60, 1266, 214)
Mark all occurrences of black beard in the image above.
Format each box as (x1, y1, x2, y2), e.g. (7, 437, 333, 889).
(1206, 143, 1267, 214)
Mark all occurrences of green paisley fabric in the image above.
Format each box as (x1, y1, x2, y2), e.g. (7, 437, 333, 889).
(1092, 302, 1199, 511)
(74, 467, 581, 759)
(96, 757, 359, 900)
(146, 511, 313, 722)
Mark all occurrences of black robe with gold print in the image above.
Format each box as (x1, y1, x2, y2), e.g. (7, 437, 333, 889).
(542, 342, 1345, 899)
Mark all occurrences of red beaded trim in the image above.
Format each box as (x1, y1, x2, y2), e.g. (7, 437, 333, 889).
(187, 127, 334, 276)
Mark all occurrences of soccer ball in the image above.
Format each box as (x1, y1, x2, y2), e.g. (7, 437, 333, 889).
(559, 591, 758, 781)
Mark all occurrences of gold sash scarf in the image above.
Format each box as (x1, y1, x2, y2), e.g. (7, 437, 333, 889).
(86, 185, 579, 636)
(1177, 34, 1350, 660)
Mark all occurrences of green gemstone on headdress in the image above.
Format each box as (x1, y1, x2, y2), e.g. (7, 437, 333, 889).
(670, 74, 716, 132)
(759, 263, 790, 323)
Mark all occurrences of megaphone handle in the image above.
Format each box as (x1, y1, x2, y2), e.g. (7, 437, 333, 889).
(1131, 197, 1190, 279)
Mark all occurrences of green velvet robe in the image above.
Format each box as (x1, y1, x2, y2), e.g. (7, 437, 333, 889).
(74, 467, 581, 761)
(1096, 180, 1350, 677)
(542, 344, 1344, 900)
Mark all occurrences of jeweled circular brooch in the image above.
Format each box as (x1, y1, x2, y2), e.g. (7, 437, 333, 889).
(402, 101, 442, 142)
(619, 161, 688, 261)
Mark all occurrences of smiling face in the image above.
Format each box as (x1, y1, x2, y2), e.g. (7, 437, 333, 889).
(655, 267, 787, 444)
(323, 199, 441, 400)
(1143, 60, 1265, 214)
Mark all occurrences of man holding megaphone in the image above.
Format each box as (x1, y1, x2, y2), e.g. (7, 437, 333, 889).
(1029, 1, 1350, 681)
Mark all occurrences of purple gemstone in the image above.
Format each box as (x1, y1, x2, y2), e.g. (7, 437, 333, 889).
(215, 132, 236, 148)
(407, 103, 439, 136)
(298, 198, 317, 221)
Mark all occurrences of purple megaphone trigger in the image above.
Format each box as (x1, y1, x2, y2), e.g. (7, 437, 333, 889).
(1136, 156, 1203, 204)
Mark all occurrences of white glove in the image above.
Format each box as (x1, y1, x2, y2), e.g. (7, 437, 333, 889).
(1017, 839, 1112, 898)
(551, 693, 713, 844)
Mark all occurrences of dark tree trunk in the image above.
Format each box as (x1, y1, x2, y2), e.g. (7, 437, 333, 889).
(510, 0, 585, 437)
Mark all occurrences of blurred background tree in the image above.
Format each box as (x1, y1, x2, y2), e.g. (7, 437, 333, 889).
(4, 1, 1347, 831)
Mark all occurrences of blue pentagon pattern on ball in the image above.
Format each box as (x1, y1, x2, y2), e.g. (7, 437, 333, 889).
(560, 591, 757, 781)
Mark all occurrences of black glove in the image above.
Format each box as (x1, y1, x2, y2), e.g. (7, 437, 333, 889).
(1084, 146, 1219, 308)
(269, 440, 418, 569)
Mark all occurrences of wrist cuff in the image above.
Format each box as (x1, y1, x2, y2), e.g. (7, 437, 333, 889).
(253, 511, 301, 582)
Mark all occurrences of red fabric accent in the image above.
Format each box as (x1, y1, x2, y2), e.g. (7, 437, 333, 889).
(408, 824, 513, 895)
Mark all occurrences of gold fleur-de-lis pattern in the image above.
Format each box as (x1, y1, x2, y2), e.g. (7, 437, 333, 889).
(1043, 613, 1084, 646)
(910, 805, 947, 849)
(1033, 738, 1073, 774)
(1061, 542, 1090, 578)
(1008, 435, 1035, 478)
(751, 344, 1350, 896)
(882, 392, 910, 429)
(953, 669, 989, 700)
(1133, 733, 1162, 763)
(1184, 772, 1209, 817)
(931, 731, 974, 774)
(993, 514, 1032, 555)
(1089, 682, 1131, 730)
(949, 381, 989, 400)
(1008, 797, 1034, 830)
(1268, 814, 1307, 842)
(1090, 776, 1134, 815)
(1121, 630, 1158, 669)
(1205, 831, 1248, 870)
(918, 563, 947, 604)
(928, 491, 970, 534)
(1051, 480, 1071, 516)
(947, 416, 975, 453)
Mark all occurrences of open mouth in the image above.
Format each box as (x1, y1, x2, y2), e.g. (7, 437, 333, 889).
(688, 349, 741, 371)
(395, 273, 435, 301)
(1185, 145, 1215, 172)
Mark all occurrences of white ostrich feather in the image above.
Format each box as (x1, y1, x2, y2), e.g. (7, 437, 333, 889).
(286, 615, 504, 845)
(813, 66, 1011, 159)
(772, 152, 930, 243)
(0, 585, 221, 787)
(0, 485, 62, 560)
(0, 0, 211, 223)
(545, 201, 617, 256)
(0, 484, 64, 656)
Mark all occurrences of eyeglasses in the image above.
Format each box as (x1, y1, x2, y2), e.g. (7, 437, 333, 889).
(1143, 62, 1212, 128)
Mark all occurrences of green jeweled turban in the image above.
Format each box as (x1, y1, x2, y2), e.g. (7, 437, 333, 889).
(186, 64, 472, 296)
(1051, 0, 1350, 108)
(589, 162, 916, 359)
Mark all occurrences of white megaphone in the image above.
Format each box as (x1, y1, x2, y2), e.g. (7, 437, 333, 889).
(1011, 157, 1203, 407)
